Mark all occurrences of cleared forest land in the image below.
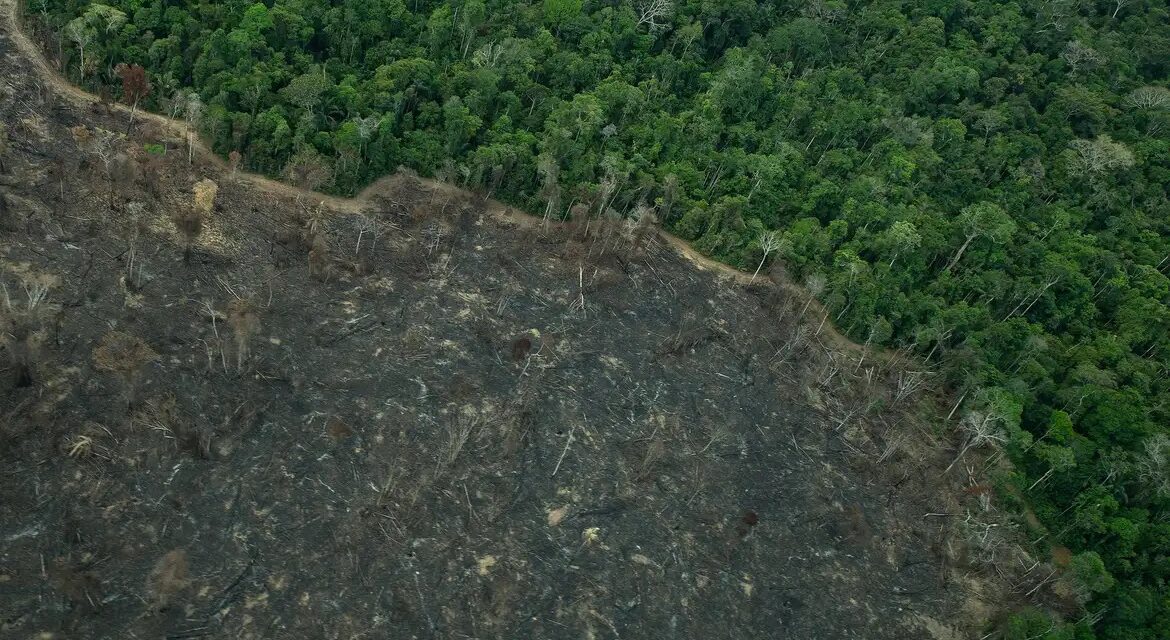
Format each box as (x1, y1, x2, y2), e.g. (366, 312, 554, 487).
(0, 3, 1075, 638)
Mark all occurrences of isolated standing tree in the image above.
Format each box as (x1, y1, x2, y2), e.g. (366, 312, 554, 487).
(228, 150, 242, 179)
(945, 388, 1021, 472)
(173, 207, 203, 264)
(193, 178, 218, 219)
(1, 271, 60, 387)
(944, 202, 1016, 273)
(92, 330, 158, 408)
(799, 273, 826, 320)
(353, 213, 385, 255)
(308, 233, 332, 280)
(183, 93, 203, 163)
(226, 298, 260, 371)
(537, 154, 560, 227)
(173, 179, 215, 264)
(855, 316, 893, 372)
(487, 163, 505, 199)
(751, 230, 783, 283)
(110, 152, 140, 204)
(116, 63, 151, 132)
(124, 201, 146, 289)
(74, 127, 123, 208)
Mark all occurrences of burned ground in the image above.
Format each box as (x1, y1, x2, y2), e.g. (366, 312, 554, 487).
(0, 6, 1027, 639)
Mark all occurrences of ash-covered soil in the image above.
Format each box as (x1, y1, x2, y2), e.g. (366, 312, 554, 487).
(0, 11, 999, 640)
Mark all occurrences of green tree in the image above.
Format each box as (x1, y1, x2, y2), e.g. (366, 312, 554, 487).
(64, 4, 126, 79)
(281, 70, 330, 116)
(543, 0, 582, 31)
(944, 202, 1016, 273)
(880, 221, 922, 268)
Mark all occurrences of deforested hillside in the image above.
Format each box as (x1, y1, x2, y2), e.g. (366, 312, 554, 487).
(0, 4, 1086, 639)
(16, 1, 1170, 636)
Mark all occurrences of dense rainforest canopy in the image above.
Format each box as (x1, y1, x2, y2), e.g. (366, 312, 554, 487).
(24, 0, 1170, 636)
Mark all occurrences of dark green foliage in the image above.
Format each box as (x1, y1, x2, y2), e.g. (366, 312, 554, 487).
(26, 0, 1170, 636)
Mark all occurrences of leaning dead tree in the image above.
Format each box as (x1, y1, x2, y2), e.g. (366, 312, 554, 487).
(892, 370, 932, 405)
(945, 410, 1007, 472)
(751, 230, 783, 284)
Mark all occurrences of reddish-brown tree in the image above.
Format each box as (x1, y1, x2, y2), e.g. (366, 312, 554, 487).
(116, 63, 151, 131)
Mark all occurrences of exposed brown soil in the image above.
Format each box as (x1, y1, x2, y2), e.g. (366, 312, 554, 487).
(0, 2, 1037, 638)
